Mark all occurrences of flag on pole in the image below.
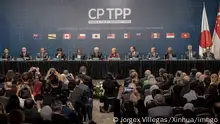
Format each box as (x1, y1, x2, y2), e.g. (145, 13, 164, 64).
(211, 6, 220, 59)
(199, 3, 212, 57)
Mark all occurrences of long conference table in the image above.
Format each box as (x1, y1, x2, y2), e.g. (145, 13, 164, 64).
(0, 60, 219, 79)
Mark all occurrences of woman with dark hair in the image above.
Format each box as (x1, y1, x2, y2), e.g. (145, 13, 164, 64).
(5, 95, 23, 113)
(100, 73, 119, 113)
(55, 48, 66, 60)
(72, 48, 86, 60)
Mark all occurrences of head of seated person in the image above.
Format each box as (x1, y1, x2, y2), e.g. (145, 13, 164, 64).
(51, 100, 62, 114)
(19, 87, 31, 99)
(0, 114, 8, 124)
(153, 94, 165, 106)
(9, 109, 25, 124)
(183, 103, 196, 118)
(68, 80, 76, 91)
(24, 98, 35, 110)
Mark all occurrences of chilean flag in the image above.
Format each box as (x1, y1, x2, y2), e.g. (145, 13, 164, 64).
(211, 7, 220, 59)
(199, 4, 212, 57)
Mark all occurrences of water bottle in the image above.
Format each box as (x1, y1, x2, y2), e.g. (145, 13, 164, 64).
(181, 55, 183, 60)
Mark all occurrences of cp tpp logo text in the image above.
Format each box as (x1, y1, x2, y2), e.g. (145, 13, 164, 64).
(88, 8, 131, 20)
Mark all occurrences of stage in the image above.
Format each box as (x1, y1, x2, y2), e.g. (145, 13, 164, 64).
(0, 60, 219, 79)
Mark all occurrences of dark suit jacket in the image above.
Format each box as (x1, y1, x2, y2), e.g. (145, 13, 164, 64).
(55, 53, 66, 60)
(203, 52, 215, 60)
(127, 52, 140, 58)
(164, 53, 176, 59)
(147, 52, 160, 59)
(184, 51, 198, 59)
(90, 52, 103, 59)
(1, 53, 12, 59)
(20, 52, 31, 58)
(72, 53, 86, 60)
(36, 52, 49, 59)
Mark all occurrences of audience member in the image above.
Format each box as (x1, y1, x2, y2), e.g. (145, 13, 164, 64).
(0, 88, 8, 107)
(5, 95, 23, 113)
(9, 109, 25, 124)
(0, 114, 8, 124)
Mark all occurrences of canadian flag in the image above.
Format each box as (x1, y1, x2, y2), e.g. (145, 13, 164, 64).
(211, 7, 220, 59)
(199, 4, 212, 57)
(124, 33, 130, 39)
(63, 34, 71, 39)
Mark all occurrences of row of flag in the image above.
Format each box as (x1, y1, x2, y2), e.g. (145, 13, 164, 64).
(200, 4, 220, 59)
(33, 32, 190, 40)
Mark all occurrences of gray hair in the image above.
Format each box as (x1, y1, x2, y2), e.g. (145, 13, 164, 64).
(51, 100, 62, 112)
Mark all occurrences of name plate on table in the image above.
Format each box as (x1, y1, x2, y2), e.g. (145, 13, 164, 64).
(109, 58, 120, 61)
(170, 57, 177, 60)
(53, 58, 59, 61)
(74, 58, 81, 61)
(189, 57, 197, 60)
(129, 58, 139, 61)
(92, 58, 100, 61)
(149, 57, 158, 60)
(36, 58, 43, 61)
(17, 58, 24, 61)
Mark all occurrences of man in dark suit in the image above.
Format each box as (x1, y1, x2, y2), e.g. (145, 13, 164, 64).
(1, 48, 12, 60)
(36, 47, 49, 60)
(90, 47, 103, 60)
(55, 48, 66, 60)
(203, 48, 215, 60)
(164, 47, 176, 59)
(127, 46, 140, 59)
(184, 45, 198, 59)
(147, 47, 160, 59)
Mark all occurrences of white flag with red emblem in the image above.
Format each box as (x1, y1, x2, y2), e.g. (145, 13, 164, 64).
(63, 34, 71, 39)
(211, 7, 220, 59)
(199, 4, 212, 57)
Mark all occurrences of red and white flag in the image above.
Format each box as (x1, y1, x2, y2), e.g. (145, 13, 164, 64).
(166, 33, 175, 38)
(107, 33, 115, 39)
(124, 33, 130, 39)
(63, 34, 71, 39)
(78, 34, 86, 39)
(181, 33, 190, 39)
(211, 7, 220, 59)
(199, 4, 212, 57)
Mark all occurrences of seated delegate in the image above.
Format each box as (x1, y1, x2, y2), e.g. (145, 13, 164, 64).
(108, 48, 120, 60)
(90, 47, 103, 60)
(20, 47, 31, 60)
(36, 47, 49, 60)
(164, 47, 176, 59)
(72, 48, 86, 60)
(184, 45, 198, 59)
(1, 48, 12, 60)
(127, 46, 140, 59)
(146, 47, 160, 60)
(55, 48, 66, 60)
